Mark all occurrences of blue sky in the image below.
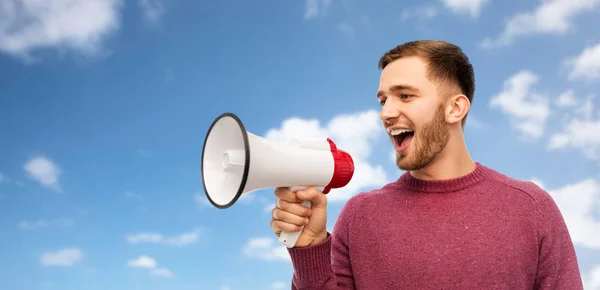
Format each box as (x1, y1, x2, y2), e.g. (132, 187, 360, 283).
(1, 0, 600, 289)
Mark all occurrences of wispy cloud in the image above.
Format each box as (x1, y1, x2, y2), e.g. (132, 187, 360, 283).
(440, 0, 489, 18)
(303, 0, 333, 19)
(242, 237, 290, 261)
(555, 90, 577, 108)
(126, 229, 200, 246)
(337, 22, 354, 37)
(489, 70, 551, 140)
(271, 281, 288, 289)
(0, 0, 123, 62)
(24, 156, 62, 192)
(127, 255, 156, 268)
(40, 248, 83, 266)
(127, 255, 173, 278)
(548, 95, 600, 160)
(18, 217, 74, 230)
(481, 0, 600, 48)
(138, 0, 164, 24)
(0, 173, 8, 183)
(583, 264, 600, 289)
(564, 42, 600, 82)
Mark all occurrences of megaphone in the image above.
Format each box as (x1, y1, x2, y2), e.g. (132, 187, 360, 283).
(201, 112, 355, 248)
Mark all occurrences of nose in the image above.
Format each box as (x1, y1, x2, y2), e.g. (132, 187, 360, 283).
(380, 98, 400, 125)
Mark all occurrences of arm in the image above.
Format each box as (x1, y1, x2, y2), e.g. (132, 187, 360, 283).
(533, 186, 584, 289)
(287, 195, 359, 290)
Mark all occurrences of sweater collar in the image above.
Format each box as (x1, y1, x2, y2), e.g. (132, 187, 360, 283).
(395, 162, 489, 193)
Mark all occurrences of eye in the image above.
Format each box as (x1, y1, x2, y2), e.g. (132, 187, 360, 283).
(400, 94, 413, 99)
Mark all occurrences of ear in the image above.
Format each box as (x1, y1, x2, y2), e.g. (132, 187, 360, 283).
(445, 94, 470, 125)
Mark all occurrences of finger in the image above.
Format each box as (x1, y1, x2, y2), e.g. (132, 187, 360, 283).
(272, 219, 305, 233)
(277, 198, 311, 217)
(274, 187, 300, 203)
(272, 207, 309, 227)
(296, 187, 327, 207)
(270, 219, 281, 237)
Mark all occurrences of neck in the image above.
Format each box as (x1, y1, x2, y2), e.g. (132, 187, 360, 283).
(409, 132, 476, 181)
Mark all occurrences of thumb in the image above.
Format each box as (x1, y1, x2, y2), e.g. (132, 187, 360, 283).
(296, 187, 327, 208)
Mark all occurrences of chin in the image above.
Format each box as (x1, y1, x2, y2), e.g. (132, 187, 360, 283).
(395, 151, 416, 171)
(396, 158, 420, 171)
(394, 145, 434, 172)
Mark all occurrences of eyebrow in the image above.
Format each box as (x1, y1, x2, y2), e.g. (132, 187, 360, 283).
(376, 84, 420, 98)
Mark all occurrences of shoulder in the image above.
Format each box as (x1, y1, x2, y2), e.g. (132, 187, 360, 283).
(481, 166, 562, 222)
(483, 166, 553, 204)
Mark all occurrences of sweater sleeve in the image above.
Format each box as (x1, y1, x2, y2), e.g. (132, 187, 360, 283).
(286, 194, 360, 290)
(533, 186, 584, 290)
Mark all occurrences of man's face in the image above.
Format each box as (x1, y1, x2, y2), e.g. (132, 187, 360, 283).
(377, 56, 450, 171)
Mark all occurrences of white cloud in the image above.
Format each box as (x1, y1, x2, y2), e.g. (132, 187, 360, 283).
(481, 0, 599, 48)
(126, 233, 162, 244)
(489, 70, 551, 139)
(583, 264, 600, 290)
(242, 237, 290, 261)
(565, 42, 600, 82)
(303, 0, 332, 19)
(0, 172, 7, 183)
(126, 229, 200, 246)
(18, 217, 73, 230)
(127, 255, 174, 278)
(164, 230, 200, 246)
(127, 256, 156, 268)
(151, 268, 173, 278)
(40, 248, 83, 266)
(264, 110, 390, 202)
(0, 0, 123, 62)
(24, 156, 62, 192)
(271, 281, 287, 289)
(549, 96, 600, 160)
(544, 178, 600, 250)
(138, 0, 164, 24)
(440, 0, 488, 17)
(555, 90, 577, 108)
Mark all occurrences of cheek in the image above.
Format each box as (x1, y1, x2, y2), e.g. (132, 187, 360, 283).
(404, 109, 426, 127)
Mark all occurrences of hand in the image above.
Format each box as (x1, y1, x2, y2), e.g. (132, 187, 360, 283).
(270, 186, 328, 248)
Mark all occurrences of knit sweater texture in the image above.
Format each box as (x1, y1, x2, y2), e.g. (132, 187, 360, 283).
(287, 163, 583, 289)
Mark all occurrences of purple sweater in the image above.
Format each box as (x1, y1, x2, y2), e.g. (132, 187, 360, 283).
(287, 163, 583, 289)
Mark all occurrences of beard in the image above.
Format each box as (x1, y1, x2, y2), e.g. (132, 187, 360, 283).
(395, 104, 450, 171)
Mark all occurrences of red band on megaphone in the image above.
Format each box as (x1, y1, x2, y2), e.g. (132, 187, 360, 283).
(323, 138, 355, 194)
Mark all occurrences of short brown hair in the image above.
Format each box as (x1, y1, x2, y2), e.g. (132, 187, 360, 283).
(378, 40, 475, 126)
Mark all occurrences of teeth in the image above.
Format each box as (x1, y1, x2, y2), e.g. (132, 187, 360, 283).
(387, 128, 414, 136)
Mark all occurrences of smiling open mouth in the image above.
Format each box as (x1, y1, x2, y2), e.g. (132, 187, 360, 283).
(389, 129, 414, 152)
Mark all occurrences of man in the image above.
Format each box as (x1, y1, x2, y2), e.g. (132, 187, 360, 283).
(269, 40, 583, 289)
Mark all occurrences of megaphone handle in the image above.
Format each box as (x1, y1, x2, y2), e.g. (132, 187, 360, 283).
(278, 186, 322, 248)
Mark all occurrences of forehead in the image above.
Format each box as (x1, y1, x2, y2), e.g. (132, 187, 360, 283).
(378, 56, 432, 93)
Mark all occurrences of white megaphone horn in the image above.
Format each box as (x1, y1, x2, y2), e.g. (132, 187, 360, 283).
(201, 112, 355, 248)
